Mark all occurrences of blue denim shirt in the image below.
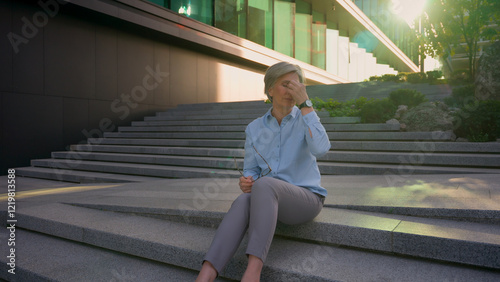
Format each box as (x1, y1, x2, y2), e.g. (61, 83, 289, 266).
(243, 106, 331, 196)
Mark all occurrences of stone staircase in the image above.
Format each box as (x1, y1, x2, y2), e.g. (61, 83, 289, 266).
(15, 100, 500, 183)
(2, 175, 500, 281)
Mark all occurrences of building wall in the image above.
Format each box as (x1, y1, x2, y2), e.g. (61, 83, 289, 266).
(0, 0, 268, 173)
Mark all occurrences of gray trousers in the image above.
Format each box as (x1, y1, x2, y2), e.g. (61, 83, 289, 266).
(203, 177, 324, 274)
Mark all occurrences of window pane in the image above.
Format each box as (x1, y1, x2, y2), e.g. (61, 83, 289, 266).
(312, 23, 326, 69)
(171, 0, 213, 25)
(248, 0, 272, 48)
(149, 0, 166, 7)
(215, 0, 245, 37)
(274, 1, 294, 57)
(295, 13, 312, 64)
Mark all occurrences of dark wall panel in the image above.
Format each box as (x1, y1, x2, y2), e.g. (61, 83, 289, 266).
(0, 93, 5, 172)
(11, 1, 44, 94)
(0, 0, 13, 93)
(117, 32, 155, 105)
(170, 46, 198, 106)
(45, 12, 95, 98)
(3, 92, 64, 169)
(153, 41, 171, 107)
(95, 26, 118, 101)
(63, 97, 89, 147)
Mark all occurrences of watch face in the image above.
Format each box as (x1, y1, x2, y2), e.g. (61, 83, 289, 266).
(306, 100, 313, 107)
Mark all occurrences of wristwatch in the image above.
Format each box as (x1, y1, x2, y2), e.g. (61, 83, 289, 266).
(298, 99, 313, 109)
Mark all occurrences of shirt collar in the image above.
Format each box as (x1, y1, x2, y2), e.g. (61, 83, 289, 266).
(265, 106, 299, 122)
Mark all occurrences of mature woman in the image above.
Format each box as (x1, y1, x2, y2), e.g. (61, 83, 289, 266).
(196, 62, 331, 282)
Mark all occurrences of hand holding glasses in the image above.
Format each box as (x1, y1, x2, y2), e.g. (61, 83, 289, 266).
(234, 145, 272, 181)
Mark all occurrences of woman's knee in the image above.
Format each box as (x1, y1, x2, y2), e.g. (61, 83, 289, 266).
(251, 177, 277, 198)
(231, 193, 251, 208)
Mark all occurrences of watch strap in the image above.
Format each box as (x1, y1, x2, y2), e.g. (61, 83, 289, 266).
(298, 99, 312, 109)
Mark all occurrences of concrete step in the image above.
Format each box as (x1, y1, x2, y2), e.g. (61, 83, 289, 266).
(118, 123, 400, 133)
(328, 131, 456, 141)
(0, 229, 221, 282)
(144, 112, 268, 121)
(71, 144, 246, 158)
(133, 118, 255, 126)
(145, 112, 333, 122)
(9, 202, 500, 276)
(156, 107, 268, 117)
(20, 154, 498, 185)
(318, 161, 500, 175)
(103, 131, 246, 139)
(28, 159, 240, 179)
(101, 131, 455, 141)
(71, 142, 500, 156)
(51, 151, 241, 170)
(14, 166, 164, 183)
(53, 150, 499, 170)
(331, 141, 500, 153)
(175, 100, 268, 110)
(87, 138, 245, 148)
(319, 151, 500, 168)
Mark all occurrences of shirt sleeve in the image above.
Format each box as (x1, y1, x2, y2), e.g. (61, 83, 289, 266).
(302, 111, 331, 158)
(243, 126, 261, 180)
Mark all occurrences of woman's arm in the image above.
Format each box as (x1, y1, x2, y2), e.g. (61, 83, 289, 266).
(243, 127, 261, 180)
(302, 111, 331, 158)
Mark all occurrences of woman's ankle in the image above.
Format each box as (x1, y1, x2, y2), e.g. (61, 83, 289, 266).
(196, 261, 217, 282)
(241, 255, 263, 282)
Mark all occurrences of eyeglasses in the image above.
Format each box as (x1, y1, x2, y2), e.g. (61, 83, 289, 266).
(234, 145, 272, 180)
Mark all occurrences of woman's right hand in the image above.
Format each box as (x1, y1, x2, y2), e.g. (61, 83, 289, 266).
(239, 176, 254, 193)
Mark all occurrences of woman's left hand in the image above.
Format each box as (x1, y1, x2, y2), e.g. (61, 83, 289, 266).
(285, 80, 309, 105)
(239, 176, 254, 193)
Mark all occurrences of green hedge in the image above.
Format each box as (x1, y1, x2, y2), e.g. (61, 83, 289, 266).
(369, 70, 443, 84)
(444, 84, 476, 108)
(313, 88, 427, 123)
(453, 100, 500, 142)
(388, 89, 428, 109)
(359, 98, 397, 123)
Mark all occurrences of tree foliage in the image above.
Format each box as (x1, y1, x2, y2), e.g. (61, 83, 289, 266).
(420, 0, 500, 79)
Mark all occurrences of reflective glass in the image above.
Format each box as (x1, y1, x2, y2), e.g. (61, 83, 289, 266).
(274, 1, 294, 57)
(170, 0, 213, 25)
(248, 0, 273, 48)
(295, 13, 312, 64)
(215, 0, 246, 37)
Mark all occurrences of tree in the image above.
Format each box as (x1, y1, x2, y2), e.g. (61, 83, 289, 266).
(419, 0, 500, 80)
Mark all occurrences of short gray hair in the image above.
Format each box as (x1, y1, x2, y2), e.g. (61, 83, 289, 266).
(264, 62, 305, 101)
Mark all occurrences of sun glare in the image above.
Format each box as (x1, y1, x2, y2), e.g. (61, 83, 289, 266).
(392, 0, 426, 27)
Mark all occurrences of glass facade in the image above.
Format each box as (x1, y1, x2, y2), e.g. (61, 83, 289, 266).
(353, 0, 419, 66)
(147, 0, 418, 74)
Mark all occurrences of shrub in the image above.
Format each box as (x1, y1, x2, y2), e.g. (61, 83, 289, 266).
(453, 100, 500, 142)
(400, 102, 453, 132)
(407, 72, 427, 83)
(444, 84, 476, 108)
(388, 88, 428, 109)
(449, 69, 471, 85)
(360, 98, 397, 123)
(312, 97, 372, 118)
(381, 74, 400, 82)
(426, 70, 443, 82)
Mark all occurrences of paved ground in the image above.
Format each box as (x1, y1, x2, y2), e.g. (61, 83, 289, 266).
(2, 173, 499, 212)
(0, 173, 499, 281)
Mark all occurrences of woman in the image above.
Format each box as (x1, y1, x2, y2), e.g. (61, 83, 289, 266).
(196, 62, 331, 282)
